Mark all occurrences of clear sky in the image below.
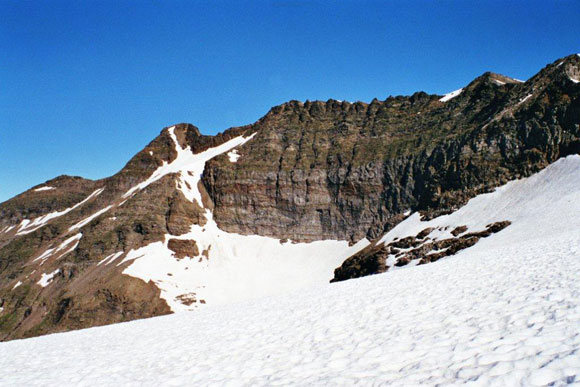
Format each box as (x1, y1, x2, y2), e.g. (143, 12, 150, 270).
(1, 0, 579, 202)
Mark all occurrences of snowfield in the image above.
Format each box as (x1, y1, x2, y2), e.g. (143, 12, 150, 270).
(1, 156, 580, 385)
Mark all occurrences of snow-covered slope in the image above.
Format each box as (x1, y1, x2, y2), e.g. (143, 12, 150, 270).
(1, 156, 580, 385)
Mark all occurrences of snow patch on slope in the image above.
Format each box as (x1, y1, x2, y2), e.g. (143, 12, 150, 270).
(2, 225, 16, 234)
(16, 188, 104, 235)
(377, 155, 580, 261)
(227, 149, 240, 162)
(97, 251, 123, 266)
(69, 205, 113, 231)
(518, 93, 533, 105)
(34, 233, 82, 264)
(54, 233, 82, 260)
(439, 88, 463, 102)
(122, 127, 256, 206)
(37, 269, 60, 287)
(34, 249, 55, 264)
(34, 186, 55, 192)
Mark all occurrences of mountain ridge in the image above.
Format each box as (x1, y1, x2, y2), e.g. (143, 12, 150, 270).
(4, 53, 577, 202)
(0, 53, 579, 340)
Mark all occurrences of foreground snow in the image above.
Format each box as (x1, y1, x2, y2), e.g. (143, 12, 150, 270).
(1, 157, 580, 385)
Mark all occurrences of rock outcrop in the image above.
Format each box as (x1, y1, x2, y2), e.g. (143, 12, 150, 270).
(331, 221, 511, 282)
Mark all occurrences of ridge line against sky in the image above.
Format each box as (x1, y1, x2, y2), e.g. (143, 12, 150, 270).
(1, 0, 579, 202)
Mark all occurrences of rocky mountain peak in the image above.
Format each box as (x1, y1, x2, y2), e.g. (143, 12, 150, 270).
(556, 53, 580, 67)
(458, 72, 521, 101)
(524, 53, 580, 87)
(562, 54, 580, 83)
(475, 71, 520, 85)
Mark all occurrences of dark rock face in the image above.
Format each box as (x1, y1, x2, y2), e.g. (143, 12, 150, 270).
(203, 55, 580, 242)
(331, 221, 511, 282)
(166, 192, 207, 236)
(0, 54, 578, 340)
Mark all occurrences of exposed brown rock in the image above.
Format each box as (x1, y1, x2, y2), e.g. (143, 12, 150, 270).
(416, 227, 434, 239)
(451, 225, 468, 236)
(0, 125, 244, 341)
(486, 221, 511, 233)
(201, 246, 211, 259)
(167, 239, 199, 259)
(176, 293, 197, 306)
(330, 243, 390, 283)
(0, 264, 171, 341)
(166, 191, 206, 236)
(391, 236, 421, 249)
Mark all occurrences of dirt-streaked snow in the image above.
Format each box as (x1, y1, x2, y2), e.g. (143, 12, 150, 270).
(1, 156, 579, 386)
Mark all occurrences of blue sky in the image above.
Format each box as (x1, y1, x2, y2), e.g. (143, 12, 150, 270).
(1, 0, 579, 202)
